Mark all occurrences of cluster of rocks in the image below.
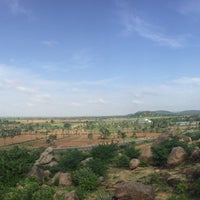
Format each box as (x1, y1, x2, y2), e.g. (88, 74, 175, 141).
(27, 134, 200, 200)
(28, 147, 77, 200)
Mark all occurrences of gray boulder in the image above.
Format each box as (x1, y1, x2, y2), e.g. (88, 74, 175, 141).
(28, 165, 45, 181)
(35, 147, 54, 165)
(140, 146, 152, 163)
(129, 159, 140, 170)
(113, 181, 154, 200)
(167, 146, 187, 167)
(51, 172, 72, 186)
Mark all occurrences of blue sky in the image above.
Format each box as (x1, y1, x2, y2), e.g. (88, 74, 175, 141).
(0, 0, 200, 117)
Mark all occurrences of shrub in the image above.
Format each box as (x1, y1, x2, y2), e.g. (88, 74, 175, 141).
(91, 143, 118, 163)
(123, 144, 140, 159)
(151, 136, 192, 167)
(3, 177, 40, 200)
(185, 131, 200, 141)
(32, 186, 55, 200)
(113, 155, 130, 168)
(151, 145, 168, 167)
(193, 178, 200, 196)
(0, 147, 41, 186)
(72, 167, 99, 192)
(86, 159, 108, 177)
(59, 149, 87, 172)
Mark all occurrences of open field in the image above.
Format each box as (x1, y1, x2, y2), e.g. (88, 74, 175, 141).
(1, 114, 197, 149)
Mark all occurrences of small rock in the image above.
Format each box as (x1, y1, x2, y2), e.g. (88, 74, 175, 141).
(129, 159, 140, 170)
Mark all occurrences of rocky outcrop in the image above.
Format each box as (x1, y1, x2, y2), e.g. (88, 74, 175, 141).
(129, 159, 140, 170)
(113, 181, 154, 200)
(28, 165, 45, 181)
(190, 148, 200, 161)
(167, 146, 187, 167)
(51, 172, 72, 186)
(55, 191, 79, 200)
(64, 191, 79, 200)
(140, 146, 152, 162)
(35, 147, 54, 165)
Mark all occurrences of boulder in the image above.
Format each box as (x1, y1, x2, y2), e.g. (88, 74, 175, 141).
(28, 166, 45, 181)
(140, 146, 152, 162)
(45, 160, 58, 167)
(59, 173, 72, 186)
(80, 157, 93, 165)
(190, 148, 200, 161)
(179, 135, 192, 143)
(129, 159, 140, 170)
(43, 170, 50, 179)
(113, 181, 154, 200)
(51, 172, 72, 186)
(64, 191, 79, 200)
(184, 166, 200, 179)
(99, 176, 105, 183)
(35, 147, 54, 165)
(167, 146, 187, 167)
(167, 175, 185, 187)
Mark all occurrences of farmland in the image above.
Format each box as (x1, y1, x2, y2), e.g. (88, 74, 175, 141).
(0, 113, 199, 149)
(1, 112, 200, 199)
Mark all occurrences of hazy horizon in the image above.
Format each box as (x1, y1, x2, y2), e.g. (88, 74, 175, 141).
(0, 0, 200, 117)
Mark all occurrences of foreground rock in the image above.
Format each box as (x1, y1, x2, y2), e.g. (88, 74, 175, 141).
(28, 166, 45, 181)
(129, 159, 140, 170)
(51, 172, 72, 186)
(167, 146, 187, 167)
(190, 148, 200, 161)
(113, 181, 154, 200)
(55, 191, 79, 200)
(64, 191, 79, 200)
(140, 146, 153, 163)
(35, 147, 54, 165)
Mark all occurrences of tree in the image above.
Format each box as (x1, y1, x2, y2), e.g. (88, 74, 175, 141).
(46, 134, 57, 146)
(99, 127, 110, 139)
(63, 122, 71, 135)
(117, 130, 126, 141)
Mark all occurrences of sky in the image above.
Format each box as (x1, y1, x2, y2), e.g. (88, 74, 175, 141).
(0, 0, 200, 117)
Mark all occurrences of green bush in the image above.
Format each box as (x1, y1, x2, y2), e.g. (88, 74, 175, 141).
(59, 149, 87, 172)
(91, 143, 118, 163)
(123, 144, 140, 159)
(193, 178, 200, 196)
(113, 155, 130, 168)
(3, 177, 40, 200)
(72, 167, 99, 192)
(86, 159, 108, 177)
(151, 145, 168, 167)
(185, 131, 200, 141)
(151, 136, 192, 167)
(0, 147, 41, 186)
(32, 186, 55, 200)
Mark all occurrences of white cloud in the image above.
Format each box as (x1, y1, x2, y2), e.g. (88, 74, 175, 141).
(5, 0, 29, 15)
(178, 0, 200, 15)
(173, 77, 200, 85)
(88, 98, 110, 105)
(31, 94, 50, 103)
(71, 102, 82, 107)
(15, 86, 36, 94)
(42, 40, 59, 47)
(132, 100, 143, 105)
(0, 62, 200, 116)
(116, 1, 184, 48)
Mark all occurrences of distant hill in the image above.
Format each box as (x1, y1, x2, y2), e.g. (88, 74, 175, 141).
(127, 111, 161, 118)
(176, 110, 200, 115)
(127, 110, 200, 118)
